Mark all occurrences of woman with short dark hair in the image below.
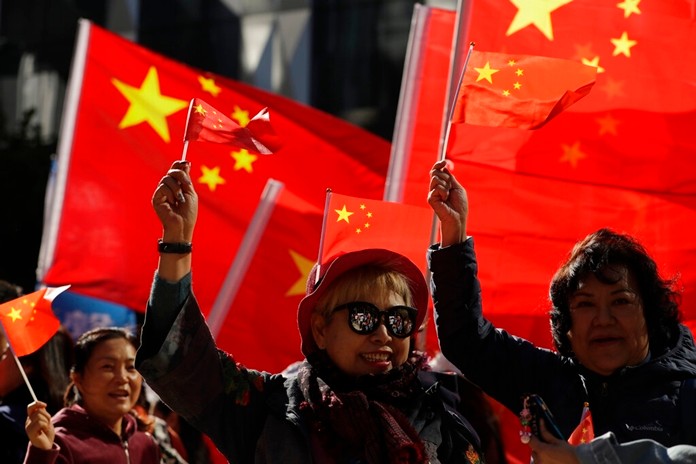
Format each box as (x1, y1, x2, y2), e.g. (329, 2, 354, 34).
(427, 159, 696, 456)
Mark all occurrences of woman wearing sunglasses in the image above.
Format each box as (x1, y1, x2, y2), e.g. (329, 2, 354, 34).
(136, 160, 487, 464)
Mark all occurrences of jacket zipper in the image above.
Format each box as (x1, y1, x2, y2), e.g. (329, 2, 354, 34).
(123, 439, 130, 464)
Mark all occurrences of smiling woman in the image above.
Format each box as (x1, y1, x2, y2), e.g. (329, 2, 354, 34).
(427, 159, 696, 453)
(23, 327, 161, 464)
(135, 160, 489, 464)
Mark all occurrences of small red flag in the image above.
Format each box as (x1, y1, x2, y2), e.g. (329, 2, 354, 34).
(320, 192, 433, 274)
(452, 50, 596, 130)
(184, 98, 282, 154)
(568, 403, 595, 445)
(0, 287, 65, 357)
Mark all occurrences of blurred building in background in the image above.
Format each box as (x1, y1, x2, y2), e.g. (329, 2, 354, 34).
(0, 0, 451, 293)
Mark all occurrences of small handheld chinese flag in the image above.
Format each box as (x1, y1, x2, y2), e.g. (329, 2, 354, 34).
(452, 50, 597, 130)
(319, 192, 433, 274)
(568, 403, 595, 445)
(183, 98, 282, 154)
(0, 287, 67, 357)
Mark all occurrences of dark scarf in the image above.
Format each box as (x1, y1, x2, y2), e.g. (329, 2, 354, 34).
(298, 350, 429, 464)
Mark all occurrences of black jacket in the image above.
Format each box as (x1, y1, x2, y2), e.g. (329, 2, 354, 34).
(429, 238, 696, 446)
(137, 273, 487, 463)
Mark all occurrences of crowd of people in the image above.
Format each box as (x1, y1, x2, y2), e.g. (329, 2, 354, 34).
(0, 281, 208, 464)
(1, 157, 695, 464)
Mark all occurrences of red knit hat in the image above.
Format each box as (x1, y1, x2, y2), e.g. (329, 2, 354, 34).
(297, 248, 428, 357)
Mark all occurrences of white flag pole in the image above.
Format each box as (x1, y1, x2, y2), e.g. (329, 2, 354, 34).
(313, 189, 333, 286)
(384, 4, 430, 203)
(437, 0, 474, 162)
(206, 179, 284, 338)
(429, 0, 474, 248)
(36, 19, 91, 283)
(181, 99, 195, 161)
(0, 324, 38, 402)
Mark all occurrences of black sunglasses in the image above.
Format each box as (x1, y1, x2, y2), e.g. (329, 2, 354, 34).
(331, 301, 418, 338)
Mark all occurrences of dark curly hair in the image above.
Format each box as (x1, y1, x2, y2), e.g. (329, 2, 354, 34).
(549, 228, 681, 358)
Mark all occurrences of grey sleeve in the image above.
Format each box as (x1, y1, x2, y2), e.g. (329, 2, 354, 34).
(577, 432, 696, 464)
(137, 272, 192, 358)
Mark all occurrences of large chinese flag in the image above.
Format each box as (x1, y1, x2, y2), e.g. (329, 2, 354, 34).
(39, 20, 389, 318)
(216, 186, 323, 372)
(393, 4, 696, 463)
(445, 0, 696, 342)
(398, 2, 696, 345)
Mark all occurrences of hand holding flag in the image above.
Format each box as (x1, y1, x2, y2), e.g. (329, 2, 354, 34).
(452, 50, 597, 130)
(183, 98, 283, 154)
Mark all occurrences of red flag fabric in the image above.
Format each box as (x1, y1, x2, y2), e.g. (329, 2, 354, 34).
(393, 4, 696, 463)
(320, 192, 433, 275)
(445, 1, 696, 337)
(184, 98, 282, 154)
(217, 187, 323, 372)
(397, 2, 696, 352)
(568, 403, 595, 445)
(448, 0, 696, 195)
(393, 6, 455, 208)
(39, 20, 389, 319)
(452, 50, 596, 129)
(0, 288, 61, 357)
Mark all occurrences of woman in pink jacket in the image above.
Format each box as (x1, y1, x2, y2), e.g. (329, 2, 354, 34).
(23, 327, 161, 464)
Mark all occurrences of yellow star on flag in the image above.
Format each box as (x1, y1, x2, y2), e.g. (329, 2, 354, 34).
(112, 66, 188, 143)
(198, 75, 222, 96)
(600, 77, 625, 99)
(232, 106, 250, 127)
(617, 0, 641, 18)
(286, 250, 315, 296)
(7, 307, 22, 322)
(596, 114, 620, 135)
(231, 149, 257, 173)
(335, 205, 354, 223)
(194, 104, 207, 116)
(198, 165, 226, 191)
(474, 62, 499, 84)
(582, 56, 605, 74)
(611, 32, 637, 57)
(560, 141, 587, 168)
(506, 0, 574, 41)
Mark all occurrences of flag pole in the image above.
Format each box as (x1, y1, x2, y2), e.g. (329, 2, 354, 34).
(314, 188, 333, 285)
(383, 4, 430, 203)
(181, 98, 195, 161)
(438, 41, 475, 162)
(429, 39, 476, 253)
(206, 179, 285, 337)
(430, 0, 476, 251)
(12, 349, 38, 402)
(36, 19, 91, 283)
(0, 324, 38, 402)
